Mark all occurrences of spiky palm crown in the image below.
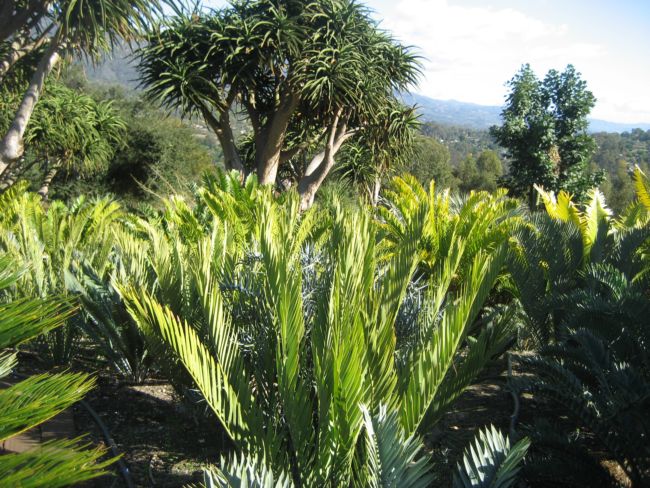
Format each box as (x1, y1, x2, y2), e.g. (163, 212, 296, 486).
(137, 0, 421, 180)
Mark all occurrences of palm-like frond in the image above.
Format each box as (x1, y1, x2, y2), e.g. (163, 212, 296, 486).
(362, 405, 434, 488)
(0, 438, 114, 488)
(453, 425, 530, 488)
(118, 174, 514, 484)
(399, 248, 505, 435)
(633, 165, 650, 211)
(203, 453, 295, 488)
(0, 253, 113, 485)
(0, 373, 93, 442)
(120, 285, 264, 451)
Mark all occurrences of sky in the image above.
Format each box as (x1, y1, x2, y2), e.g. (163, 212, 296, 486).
(201, 0, 650, 124)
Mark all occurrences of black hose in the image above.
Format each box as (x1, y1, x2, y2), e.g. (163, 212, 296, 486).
(507, 353, 521, 439)
(79, 399, 135, 488)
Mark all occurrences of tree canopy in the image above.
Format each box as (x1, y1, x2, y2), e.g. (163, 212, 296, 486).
(490, 64, 604, 207)
(138, 0, 420, 208)
(0, 0, 164, 186)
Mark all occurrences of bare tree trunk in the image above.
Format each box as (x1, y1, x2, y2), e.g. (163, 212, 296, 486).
(297, 113, 355, 210)
(37, 162, 58, 200)
(200, 105, 244, 174)
(0, 161, 20, 191)
(371, 175, 381, 206)
(0, 38, 61, 177)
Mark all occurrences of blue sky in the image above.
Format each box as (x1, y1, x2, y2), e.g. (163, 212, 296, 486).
(201, 0, 650, 123)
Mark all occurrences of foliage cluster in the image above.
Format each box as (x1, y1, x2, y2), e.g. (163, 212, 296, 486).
(0, 167, 649, 485)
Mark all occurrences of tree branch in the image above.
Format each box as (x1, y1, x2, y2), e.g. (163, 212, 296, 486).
(0, 24, 54, 82)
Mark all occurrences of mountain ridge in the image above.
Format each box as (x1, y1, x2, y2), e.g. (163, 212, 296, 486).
(80, 48, 650, 134)
(401, 92, 650, 134)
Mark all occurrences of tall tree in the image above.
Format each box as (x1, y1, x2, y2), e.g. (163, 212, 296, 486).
(138, 0, 420, 208)
(490, 64, 604, 207)
(0, 0, 163, 185)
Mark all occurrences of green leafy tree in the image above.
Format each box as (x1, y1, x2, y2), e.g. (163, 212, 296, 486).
(138, 0, 420, 208)
(4, 82, 125, 198)
(491, 64, 604, 207)
(475, 150, 503, 192)
(0, 0, 164, 184)
(457, 154, 480, 193)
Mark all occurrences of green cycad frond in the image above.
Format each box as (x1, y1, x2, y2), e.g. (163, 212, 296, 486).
(519, 325, 650, 485)
(399, 248, 506, 436)
(0, 254, 113, 485)
(617, 166, 650, 230)
(0, 296, 75, 350)
(633, 165, 650, 211)
(362, 405, 434, 488)
(425, 306, 517, 428)
(453, 425, 530, 488)
(257, 196, 315, 477)
(0, 372, 94, 442)
(120, 285, 265, 453)
(535, 184, 581, 226)
(311, 207, 376, 483)
(118, 175, 513, 484)
(204, 453, 295, 488)
(0, 193, 122, 365)
(0, 437, 114, 488)
(536, 185, 613, 263)
(380, 175, 520, 280)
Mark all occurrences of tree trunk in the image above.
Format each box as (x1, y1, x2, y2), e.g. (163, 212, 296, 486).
(255, 92, 298, 186)
(216, 123, 244, 174)
(297, 118, 355, 210)
(371, 175, 381, 206)
(298, 149, 334, 210)
(200, 105, 244, 174)
(0, 39, 61, 177)
(37, 163, 58, 200)
(0, 162, 20, 191)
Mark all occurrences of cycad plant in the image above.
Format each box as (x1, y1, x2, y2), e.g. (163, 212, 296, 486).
(509, 182, 650, 486)
(0, 191, 121, 364)
(118, 172, 523, 485)
(0, 254, 113, 487)
(509, 183, 650, 347)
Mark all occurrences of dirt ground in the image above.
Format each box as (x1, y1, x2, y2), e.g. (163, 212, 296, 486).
(6, 353, 633, 487)
(75, 358, 521, 487)
(74, 376, 228, 487)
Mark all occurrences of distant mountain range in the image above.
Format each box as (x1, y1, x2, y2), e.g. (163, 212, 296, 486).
(400, 93, 650, 134)
(81, 49, 650, 134)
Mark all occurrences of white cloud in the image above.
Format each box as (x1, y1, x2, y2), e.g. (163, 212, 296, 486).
(200, 0, 650, 123)
(373, 0, 648, 124)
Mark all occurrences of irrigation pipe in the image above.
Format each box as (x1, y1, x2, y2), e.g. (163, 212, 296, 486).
(507, 353, 521, 439)
(79, 399, 135, 488)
